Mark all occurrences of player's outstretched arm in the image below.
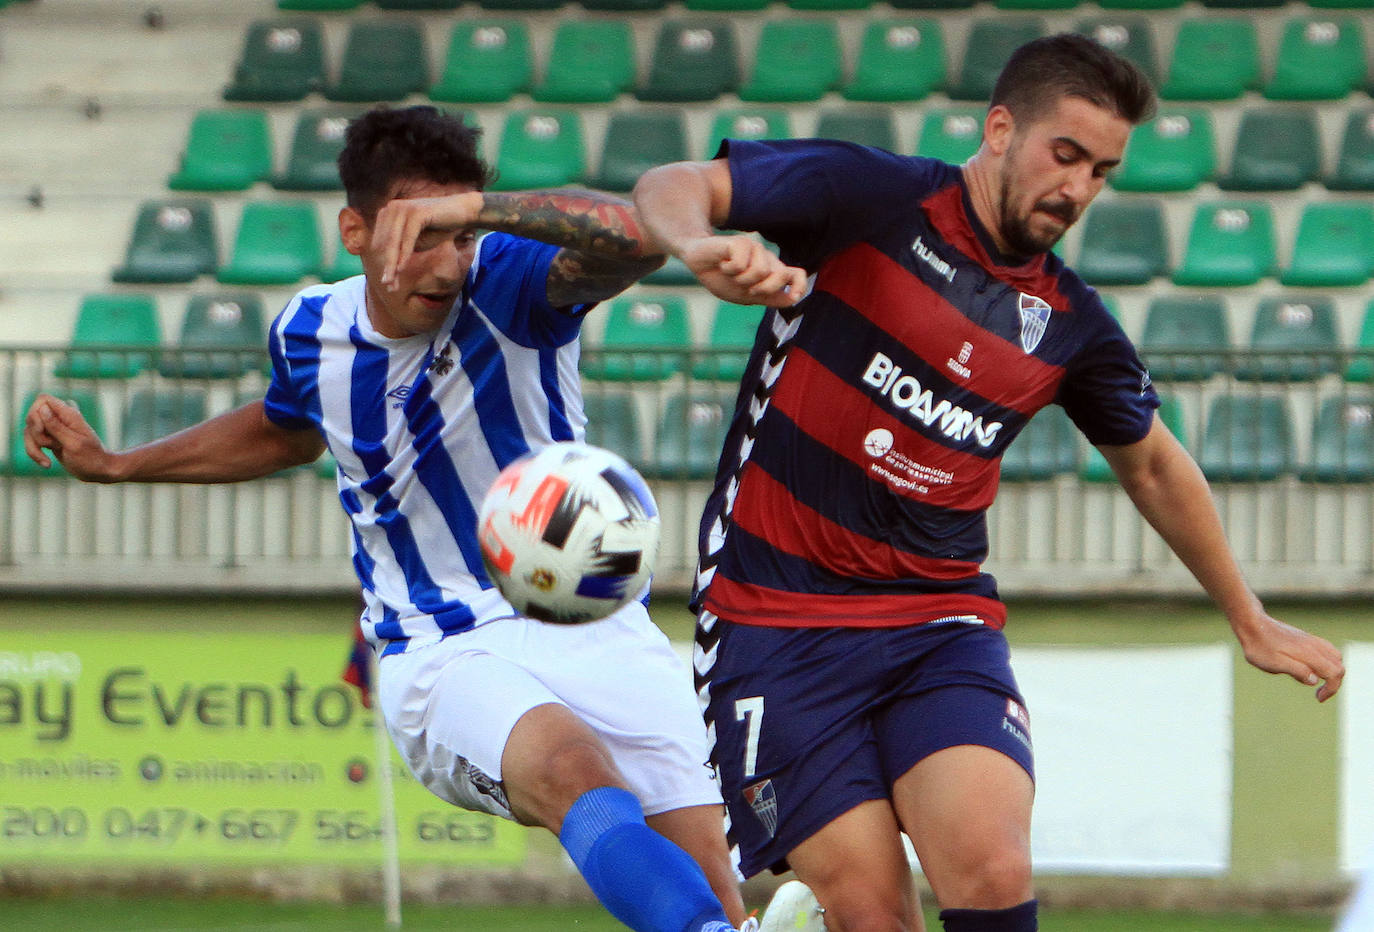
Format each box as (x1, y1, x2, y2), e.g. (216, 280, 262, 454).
(1099, 415, 1345, 701)
(371, 188, 664, 305)
(24, 393, 324, 484)
(633, 160, 807, 308)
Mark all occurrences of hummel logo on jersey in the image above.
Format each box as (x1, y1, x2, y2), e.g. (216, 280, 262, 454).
(1017, 293, 1052, 354)
(912, 235, 956, 284)
(387, 385, 411, 409)
(863, 351, 1003, 448)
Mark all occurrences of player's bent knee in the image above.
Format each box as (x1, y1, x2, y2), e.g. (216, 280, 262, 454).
(940, 848, 1032, 910)
(507, 738, 626, 831)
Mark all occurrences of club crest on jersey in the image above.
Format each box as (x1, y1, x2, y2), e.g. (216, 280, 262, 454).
(743, 779, 778, 838)
(428, 342, 455, 377)
(1017, 293, 1052, 354)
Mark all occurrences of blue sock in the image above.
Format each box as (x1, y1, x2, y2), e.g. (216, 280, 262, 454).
(940, 900, 1038, 932)
(559, 786, 730, 932)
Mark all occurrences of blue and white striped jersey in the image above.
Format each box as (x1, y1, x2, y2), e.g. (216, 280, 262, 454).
(264, 232, 590, 655)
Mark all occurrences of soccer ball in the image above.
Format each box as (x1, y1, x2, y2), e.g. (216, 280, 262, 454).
(477, 442, 660, 624)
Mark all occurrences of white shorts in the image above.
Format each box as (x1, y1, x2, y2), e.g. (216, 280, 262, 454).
(376, 601, 721, 821)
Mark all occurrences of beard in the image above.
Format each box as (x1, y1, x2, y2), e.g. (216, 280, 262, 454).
(997, 174, 1079, 258)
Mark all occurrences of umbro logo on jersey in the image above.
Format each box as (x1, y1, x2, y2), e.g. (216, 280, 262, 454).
(387, 385, 411, 409)
(912, 235, 956, 284)
(1017, 293, 1052, 354)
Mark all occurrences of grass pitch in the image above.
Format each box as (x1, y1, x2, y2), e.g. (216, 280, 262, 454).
(0, 897, 1338, 931)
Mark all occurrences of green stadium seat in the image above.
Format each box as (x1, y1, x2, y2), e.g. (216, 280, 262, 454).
(273, 108, 352, 191)
(217, 200, 322, 287)
(1327, 109, 1374, 191)
(1264, 17, 1367, 101)
(1346, 299, 1374, 383)
(477, 0, 562, 10)
(915, 106, 984, 163)
(314, 449, 339, 479)
(646, 392, 732, 480)
(788, 0, 870, 10)
(995, 0, 1073, 11)
(1198, 396, 1294, 482)
(1172, 201, 1276, 287)
(1000, 405, 1080, 481)
(683, 0, 769, 11)
(491, 109, 585, 190)
(1112, 108, 1215, 192)
(949, 18, 1044, 101)
(168, 108, 273, 192)
(277, 0, 361, 8)
(319, 236, 364, 283)
(1281, 202, 1374, 288)
(637, 20, 740, 102)
(1160, 18, 1259, 101)
(1096, 0, 1183, 11)
(845, 19, 945, 102)
(120, 389, 209, 450)
(581, 295, 690, 382)
(1200, 0, 1281, 9)
(53, 293, 161, 380)
(1236, 296, 1341, 383)
(1139, 294, 1231, 382)
(581, 392, 645, 465)
(740, 20, 842, 103)
(889, 0, 973, 9)
(429, 20, 531, 103)
(581, 0, 665, 10)
(112, 198, 219, 284)
(704, 108, 792, 158)
(1075, 17, 1158, 86)
(1080, 396, 1185, 482)
(6, 389, 105, 477)
(1309, 0, 1374, 9)
(1218, 108, 1321, 192)
(376, 0, 461, 8)
(1304, 393, 1374, 483)
(324, 19, 429, 103)
(692, 302, 766, 382)
(532, 21, 634, 104)
(1075, 199, 1168, 285)
(590, 110, 688, 192)
(815, 108, 898, 151)
(159, 293, 267, 380)
(223, 18, 326, 102)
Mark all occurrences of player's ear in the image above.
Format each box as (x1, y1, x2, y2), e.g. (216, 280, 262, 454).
(982, 105, 1016, 158)
(338, 206, 369, 257)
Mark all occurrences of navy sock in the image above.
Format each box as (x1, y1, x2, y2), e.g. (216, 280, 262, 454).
(940, 899, 1038, 932)
(559, 786, 729, 932)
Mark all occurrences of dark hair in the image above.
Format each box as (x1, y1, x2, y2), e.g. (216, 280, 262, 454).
(337, 105, 497, 218)
(991, 33, 1156, 128)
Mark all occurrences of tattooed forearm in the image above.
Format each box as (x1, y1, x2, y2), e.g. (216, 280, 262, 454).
(547, 250, 665, 307)
(476, 190, 661, 259)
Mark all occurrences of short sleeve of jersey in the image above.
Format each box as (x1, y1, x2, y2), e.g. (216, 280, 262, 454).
(264, 292, 323, 431)
(469, 232, 590, 348)
(1058, 305, 1160, 447)
(721, 138, 956, 271)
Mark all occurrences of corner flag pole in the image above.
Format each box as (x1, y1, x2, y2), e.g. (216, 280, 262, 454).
(370, 649, 403, 928)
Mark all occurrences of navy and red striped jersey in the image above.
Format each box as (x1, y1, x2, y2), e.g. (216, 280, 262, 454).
(694, 139, 1158, 629)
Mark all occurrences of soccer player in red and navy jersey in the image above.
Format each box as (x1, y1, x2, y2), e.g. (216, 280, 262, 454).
(635, 35, 1345, 932)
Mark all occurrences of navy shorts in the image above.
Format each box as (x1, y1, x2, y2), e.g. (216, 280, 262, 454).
(702, 617, 1034, 878)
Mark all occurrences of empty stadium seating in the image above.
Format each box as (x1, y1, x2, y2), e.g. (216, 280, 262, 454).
(532, 21, 634, 104)
(223, 18, 326, 102)
(1075, 199, 1169, 285)
(691, 302, 767, 382)
(646, 392, 732, 480)
(216, 201, 322, 286)
(112, 199, 219, 284)
(168, 109, 273, 193)
(492, 110, 585, 191)
(1138, 294, 1232, 382)
(637, 20, 740, 102)
(740, 20, 843, 103)
(1172, 201, 1276, 287)
(159, 293, 268, 379)
(324, 18, 429, 102)
(1112, 109, 1215, 192)
(844, 19, 945, 102)
(1236, 296, 1342, 382)
(53, 293, 162, 380)
(590, 110, 688, 192)
(429, 20, 532, 103)
(1305, 393, 1374, 483)
(1198, 395, 1295, 482)
(580, 296, 691, 381)
(1000, 404, 1080, 481)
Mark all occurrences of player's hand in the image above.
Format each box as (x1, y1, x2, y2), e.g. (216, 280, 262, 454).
(22, 393, 118, 482)
(373, 192, 484, 290)
(1234, 613, 1345, 702)
(679, 235, 808, 307)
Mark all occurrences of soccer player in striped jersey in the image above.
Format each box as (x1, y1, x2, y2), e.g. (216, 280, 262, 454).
(24, 105, 755, 932)
(633, 36, 1345, 932)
